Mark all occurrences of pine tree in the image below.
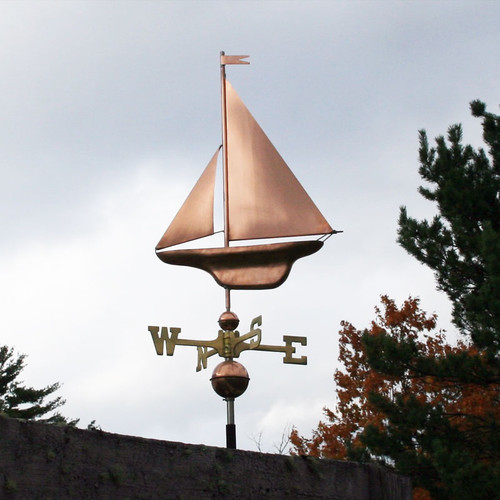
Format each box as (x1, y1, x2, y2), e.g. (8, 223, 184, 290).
(0, 345, 76, 424)
(398, 100, 500, 354)
(362, 101, 500, 499)
(291, 101, 500, 499)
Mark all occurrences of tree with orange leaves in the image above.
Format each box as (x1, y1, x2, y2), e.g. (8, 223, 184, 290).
(290, 295, 444, 461)
(291, 296, 498, 499)
(291, 102, 500, 499)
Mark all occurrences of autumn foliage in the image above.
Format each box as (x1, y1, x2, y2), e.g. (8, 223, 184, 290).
(291, 296, 442, 459)
(291, 101, 500, 499)
(290, 296, 499, 499)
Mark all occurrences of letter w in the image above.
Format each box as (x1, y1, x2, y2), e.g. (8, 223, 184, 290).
(148, 326, 181, 356)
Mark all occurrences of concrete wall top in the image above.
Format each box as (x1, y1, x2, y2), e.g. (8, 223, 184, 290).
(0, 415, 411, 499)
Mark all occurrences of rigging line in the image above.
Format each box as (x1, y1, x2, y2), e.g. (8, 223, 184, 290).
(319, 230, 342, 242)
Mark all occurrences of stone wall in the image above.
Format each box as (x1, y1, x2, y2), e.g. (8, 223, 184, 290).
(0, 415, 411, 499)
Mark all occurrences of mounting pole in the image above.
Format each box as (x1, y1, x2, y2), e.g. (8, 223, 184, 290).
(226, 397, 236, 449)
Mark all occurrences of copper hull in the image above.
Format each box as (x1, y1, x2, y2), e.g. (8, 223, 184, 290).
(156, 240, 323, 290)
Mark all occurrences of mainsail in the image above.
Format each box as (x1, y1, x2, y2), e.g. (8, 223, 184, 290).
(155, 57, 337, 291)
(225, 80, 333, 241)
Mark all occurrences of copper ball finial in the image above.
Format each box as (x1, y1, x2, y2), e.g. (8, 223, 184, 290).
(218, 311, 239, 331)
(210, 360, 250, 399)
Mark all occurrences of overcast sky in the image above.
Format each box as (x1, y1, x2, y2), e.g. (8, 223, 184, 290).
(1, 1, 499, 452)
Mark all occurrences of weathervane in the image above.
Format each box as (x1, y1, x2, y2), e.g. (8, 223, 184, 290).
(148, 52, 339, 449)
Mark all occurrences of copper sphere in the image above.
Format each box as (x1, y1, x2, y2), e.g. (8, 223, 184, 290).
(210, 360, 249, 399)
(218, 311, 239, 331)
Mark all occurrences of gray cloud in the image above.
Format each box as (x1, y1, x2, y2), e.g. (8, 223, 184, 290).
(0, 0, 498, 451)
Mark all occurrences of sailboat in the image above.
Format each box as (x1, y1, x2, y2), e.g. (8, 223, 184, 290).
(156, 53, 339, 295)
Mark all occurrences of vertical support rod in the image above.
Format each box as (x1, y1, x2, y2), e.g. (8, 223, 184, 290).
(226, 397, 236, 449)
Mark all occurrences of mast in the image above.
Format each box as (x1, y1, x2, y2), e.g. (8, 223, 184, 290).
(220, 52, 230, 250)
(220, 51, 231, 311)
(219, 52, 251, 309)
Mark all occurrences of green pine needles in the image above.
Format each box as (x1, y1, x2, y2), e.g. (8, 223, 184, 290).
(0, 345, 77, 425)
(398, 101, 500, 353)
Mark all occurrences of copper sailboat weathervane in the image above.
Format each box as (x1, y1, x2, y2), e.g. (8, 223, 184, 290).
(149, 52, 340, 449)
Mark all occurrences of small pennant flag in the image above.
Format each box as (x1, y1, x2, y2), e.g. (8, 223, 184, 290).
(221, 54, 250, 65)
